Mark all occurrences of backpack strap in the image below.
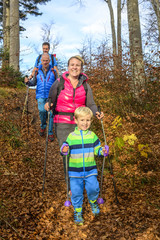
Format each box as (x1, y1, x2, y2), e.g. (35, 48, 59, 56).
(51, 54, 55, 67)
(51, 68, 57, 80)
(37, 54, 42, 66)
(34, 67, 39, 78)
(52, 77, 64, 115)
(82, 81, 88, 105)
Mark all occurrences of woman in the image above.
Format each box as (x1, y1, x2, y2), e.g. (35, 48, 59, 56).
(45, 55, 104, 147)
(45, 55, 104, 191)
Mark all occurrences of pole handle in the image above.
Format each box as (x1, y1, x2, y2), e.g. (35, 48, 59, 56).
(98, 105, 101, 114)
(48, 97, 51, 109)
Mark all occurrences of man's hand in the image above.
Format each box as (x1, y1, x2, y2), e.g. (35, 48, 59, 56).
(44, 102, 53, 111)
(24, 74, 33, 83)
(29, 75, 33, 79)
(24, 76, 29, 83)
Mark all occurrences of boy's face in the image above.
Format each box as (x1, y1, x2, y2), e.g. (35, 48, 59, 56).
(75, 114, 92, 131)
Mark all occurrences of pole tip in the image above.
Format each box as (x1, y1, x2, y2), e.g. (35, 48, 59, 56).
(64, 200, 71, 207)
(97, 198, 104, 204)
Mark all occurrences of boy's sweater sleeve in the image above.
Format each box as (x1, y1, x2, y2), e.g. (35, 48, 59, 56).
(60, 135, 71, 156)
(60, 142, 69, 155)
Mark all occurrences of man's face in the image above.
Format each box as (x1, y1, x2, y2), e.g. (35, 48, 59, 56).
(42, 45, 50, 53)
(41, 55, 50, 68)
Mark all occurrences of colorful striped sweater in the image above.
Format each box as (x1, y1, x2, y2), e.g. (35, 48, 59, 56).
(62, 127, 104, 178)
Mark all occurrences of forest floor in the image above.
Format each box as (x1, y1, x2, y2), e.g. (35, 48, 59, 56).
(0, 86, 160, 240)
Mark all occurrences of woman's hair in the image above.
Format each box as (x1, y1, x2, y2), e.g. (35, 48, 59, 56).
(68, 55, 84, 67)
(74, 107, 93, 120)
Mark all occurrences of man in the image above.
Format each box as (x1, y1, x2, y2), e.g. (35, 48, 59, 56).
(25, 53, 57, 141)
(28, 42, 59, 80)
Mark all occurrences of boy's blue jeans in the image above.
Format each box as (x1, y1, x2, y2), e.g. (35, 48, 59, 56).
(70, 175, 100, 209)
(37, 98, 53, 135)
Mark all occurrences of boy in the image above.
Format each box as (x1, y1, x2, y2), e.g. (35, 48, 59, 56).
(60, 107, 109, 225)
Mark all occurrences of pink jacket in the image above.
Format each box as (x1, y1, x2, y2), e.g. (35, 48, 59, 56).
(54, 72, 88, 124)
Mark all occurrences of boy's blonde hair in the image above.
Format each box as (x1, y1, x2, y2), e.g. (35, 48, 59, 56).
(74, 107, 93, 119)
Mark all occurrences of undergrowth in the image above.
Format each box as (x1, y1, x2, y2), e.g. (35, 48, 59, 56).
(0, 66, 25, 88)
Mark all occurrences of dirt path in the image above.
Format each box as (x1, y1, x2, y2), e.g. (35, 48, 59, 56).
(0, 88, 159, 240)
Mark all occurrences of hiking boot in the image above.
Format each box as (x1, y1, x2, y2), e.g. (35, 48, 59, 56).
(39, 128, 45, 136)
(48, 134, 54, 142)
(74, 208, 84, 225)
(89, 200, 100, 216)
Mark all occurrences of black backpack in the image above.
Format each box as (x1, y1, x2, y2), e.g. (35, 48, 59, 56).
(37, 54, 55, 67)
(53, 76, 88, 120)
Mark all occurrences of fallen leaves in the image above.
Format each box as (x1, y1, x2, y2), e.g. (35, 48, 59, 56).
(0, 88, 160, 240)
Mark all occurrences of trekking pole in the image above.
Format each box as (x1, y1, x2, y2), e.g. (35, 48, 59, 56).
(26, 86, 29, 135)
(97, 106, 119, 205)
(22, 84, 30, 135)
(64, 155, 71, 207)
(42, 98, 51, 197)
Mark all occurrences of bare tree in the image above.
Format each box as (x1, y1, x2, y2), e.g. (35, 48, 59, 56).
(9, 0, 19, 70)
(150, 0, 160, 42)
(41, 21, 61, 53)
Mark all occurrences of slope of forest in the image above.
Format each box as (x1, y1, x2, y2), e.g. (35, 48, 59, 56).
(0, 83, 160, 239)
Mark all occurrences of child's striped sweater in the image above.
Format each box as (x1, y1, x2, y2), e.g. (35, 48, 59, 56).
(63, 127, 104, 178)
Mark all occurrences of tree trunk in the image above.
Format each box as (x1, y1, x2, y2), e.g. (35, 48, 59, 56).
(104, 0, 117, 69)
(3, 0, 10, 67)
(127, 0, 145, 99)
(117, 0, 122, 70)
(9, 0, 19, 70)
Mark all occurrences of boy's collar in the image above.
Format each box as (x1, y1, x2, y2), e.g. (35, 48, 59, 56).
(75, 126, 89, 134)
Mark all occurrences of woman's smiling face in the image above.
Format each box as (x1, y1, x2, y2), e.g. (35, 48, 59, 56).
(68, 58, 82, 78)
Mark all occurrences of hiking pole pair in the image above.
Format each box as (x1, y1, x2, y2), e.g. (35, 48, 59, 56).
(97, 106, 119, 205)
(42, 98, 51, 197)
